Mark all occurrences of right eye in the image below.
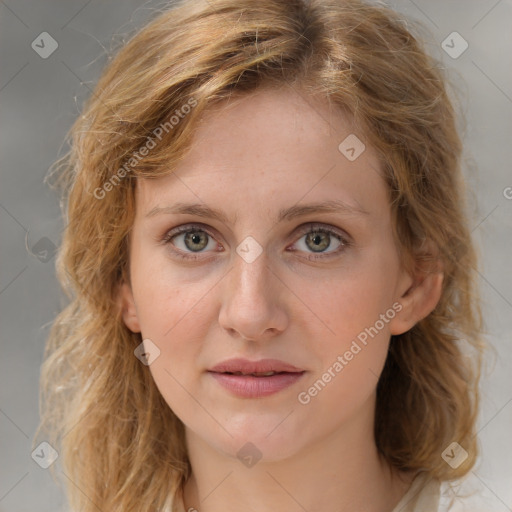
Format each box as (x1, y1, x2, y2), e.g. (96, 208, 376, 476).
(162, 223, 223, 260)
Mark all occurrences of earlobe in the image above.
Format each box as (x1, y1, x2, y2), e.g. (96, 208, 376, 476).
(389, 256, 444, 336)
(118, 281, 141, 333)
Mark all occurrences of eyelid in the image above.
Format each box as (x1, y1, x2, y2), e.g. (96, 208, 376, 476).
(293, 222, 351, 245)
(160, 222, 218, 244)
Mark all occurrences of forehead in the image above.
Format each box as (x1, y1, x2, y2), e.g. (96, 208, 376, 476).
(135, 87, 387, 222)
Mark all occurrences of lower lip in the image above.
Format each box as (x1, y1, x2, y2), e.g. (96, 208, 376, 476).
(208, 371, 305, 398)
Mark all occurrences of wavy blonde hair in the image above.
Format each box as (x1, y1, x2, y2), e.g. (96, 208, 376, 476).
(36, 0, 485, 510)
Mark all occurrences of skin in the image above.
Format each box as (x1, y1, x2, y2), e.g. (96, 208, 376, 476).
(119, 86, 443, 512)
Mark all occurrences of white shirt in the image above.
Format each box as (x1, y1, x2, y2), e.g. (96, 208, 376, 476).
(172, 472, 441, 512)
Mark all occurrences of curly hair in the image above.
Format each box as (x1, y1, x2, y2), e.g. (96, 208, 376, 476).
(36, 0, 484, 510)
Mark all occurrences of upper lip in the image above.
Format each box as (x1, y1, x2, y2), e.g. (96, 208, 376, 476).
(209, 358, 304, 374)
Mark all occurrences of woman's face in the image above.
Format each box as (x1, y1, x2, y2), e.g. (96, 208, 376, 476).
(121, 87, 414, 461)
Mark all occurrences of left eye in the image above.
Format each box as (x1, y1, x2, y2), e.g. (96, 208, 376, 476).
(162, 223, 349, 260)
(291, 226, 346, 255)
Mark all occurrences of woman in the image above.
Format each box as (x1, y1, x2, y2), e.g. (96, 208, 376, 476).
(37, 1, 484, 510)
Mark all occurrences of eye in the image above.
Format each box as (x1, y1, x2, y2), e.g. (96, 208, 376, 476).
(289, 223, 350, 260)
(162, 224, 220, 260)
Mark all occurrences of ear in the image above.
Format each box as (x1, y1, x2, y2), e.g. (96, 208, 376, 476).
(118, 281, 142, 333)
(389, 240, 444, 336)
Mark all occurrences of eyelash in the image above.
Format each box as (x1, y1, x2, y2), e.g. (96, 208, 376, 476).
(160, 222, 351, 262)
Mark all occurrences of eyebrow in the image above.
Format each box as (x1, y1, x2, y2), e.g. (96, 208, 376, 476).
(145, 199, 370, 225)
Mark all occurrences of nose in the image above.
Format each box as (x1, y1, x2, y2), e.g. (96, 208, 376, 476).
(218, 249, 288, 342)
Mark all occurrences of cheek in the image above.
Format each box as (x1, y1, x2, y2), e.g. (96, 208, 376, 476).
(135, 278, 212, 367)
(305, 259, 397, 351)
(298, 250, 398, 407)
(131, 244, 213, 339)
(137, 293, 215, 429)
(296, 289, 393, 430)
(129, 253, 219, 409)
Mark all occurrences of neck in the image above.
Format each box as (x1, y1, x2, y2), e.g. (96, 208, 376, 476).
(182, 395, 413, 512)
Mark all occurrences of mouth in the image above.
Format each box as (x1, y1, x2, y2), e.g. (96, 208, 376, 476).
(207, 358, 306, 398)
(219, 370, 288, 377)
(209, 357, 304, 374)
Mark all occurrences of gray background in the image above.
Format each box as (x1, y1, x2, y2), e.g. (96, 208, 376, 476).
(0, 1, 511, 511)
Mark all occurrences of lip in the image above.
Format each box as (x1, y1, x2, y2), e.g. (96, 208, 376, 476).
(208, 358, 305, 398)
(209, 358, 304, 374)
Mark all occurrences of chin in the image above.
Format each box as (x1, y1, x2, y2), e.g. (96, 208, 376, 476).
(208, 419, 308, 464)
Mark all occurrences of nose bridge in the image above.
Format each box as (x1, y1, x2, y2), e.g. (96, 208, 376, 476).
(218, 245, 287, 340)
(230, 246, 274, 307)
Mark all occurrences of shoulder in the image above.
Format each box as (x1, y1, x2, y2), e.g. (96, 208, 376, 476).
(391, 472, 441, 512)
(391, 471, 490, 512)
